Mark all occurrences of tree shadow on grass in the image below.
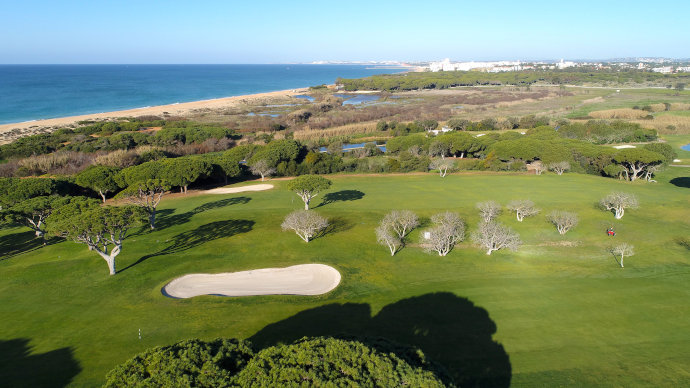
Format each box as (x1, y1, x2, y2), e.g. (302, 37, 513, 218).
(154, 196, 251, 230)
(316, 190, 365, 208)
(0, 230, 59, 261)
(670, 177, 690, 188)
(320, 216, 354, 237)
(249, 292, 511, 387)
(119, 219, 254, 273)
(0, 338, 81, 388)
(675, 236, 690, 250)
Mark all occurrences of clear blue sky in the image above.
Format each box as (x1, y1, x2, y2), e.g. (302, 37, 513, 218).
(1, 0, 688, 64)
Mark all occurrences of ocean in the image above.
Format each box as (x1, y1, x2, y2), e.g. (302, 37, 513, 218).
(0, 64, 403, 124)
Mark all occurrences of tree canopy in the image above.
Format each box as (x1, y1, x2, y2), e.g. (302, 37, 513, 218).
(235, 337, 445, 387)
(75, 165, 121, 202)
(105, 336, 447, 387)
(104, 338, 254, 388)
(48, 203, 145, 275)
(286, 175, 332, 210)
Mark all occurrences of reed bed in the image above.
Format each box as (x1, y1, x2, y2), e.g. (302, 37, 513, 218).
(293, 122, 378, 141)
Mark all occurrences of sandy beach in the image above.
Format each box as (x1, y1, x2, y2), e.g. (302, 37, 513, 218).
(0, 86, 312, 140)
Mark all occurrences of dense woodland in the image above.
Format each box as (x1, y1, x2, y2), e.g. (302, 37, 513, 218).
(337, 69, 690, 91)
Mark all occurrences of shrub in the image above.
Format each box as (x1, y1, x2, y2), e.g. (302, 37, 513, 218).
(103, 338, 253, 387)
(234, 337, 446, 387)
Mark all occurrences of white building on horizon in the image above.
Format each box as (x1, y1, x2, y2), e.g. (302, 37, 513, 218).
(428, 58, 523, 72)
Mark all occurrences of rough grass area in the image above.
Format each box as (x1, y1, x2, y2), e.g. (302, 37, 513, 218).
(1, 170, 690, 387)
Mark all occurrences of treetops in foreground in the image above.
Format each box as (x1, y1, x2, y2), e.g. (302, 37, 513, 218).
(104, 336, 448, 387)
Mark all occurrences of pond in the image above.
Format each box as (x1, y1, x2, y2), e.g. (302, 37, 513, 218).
(293, 95, 315, 102)
(334, 94, 381, 105)
(247, 112, 281, 117)
(319, 142, 387, 153)
(681, 143, 690, 151)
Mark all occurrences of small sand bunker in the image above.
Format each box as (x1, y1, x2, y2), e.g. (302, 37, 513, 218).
(205, 184, 273, 194)
(162, 264, 341, 298)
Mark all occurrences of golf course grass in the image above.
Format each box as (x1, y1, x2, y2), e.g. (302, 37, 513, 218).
(1, 169, 689, 387)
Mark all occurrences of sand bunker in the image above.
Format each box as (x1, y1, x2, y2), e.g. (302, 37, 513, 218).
(162, 264, 341, 298)
(204, 184, 273, 194)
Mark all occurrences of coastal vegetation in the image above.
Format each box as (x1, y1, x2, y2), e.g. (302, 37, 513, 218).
(1, 71, 690, 387)
(336, 69, 690, 91)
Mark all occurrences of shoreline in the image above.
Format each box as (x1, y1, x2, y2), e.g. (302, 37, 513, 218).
(0, 86, 313, 135)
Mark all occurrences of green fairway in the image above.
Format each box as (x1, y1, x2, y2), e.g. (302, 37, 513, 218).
(1, 170, 690, 387)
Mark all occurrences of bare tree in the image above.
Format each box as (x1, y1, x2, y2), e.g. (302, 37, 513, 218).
(506, 200, 540, 222)
(547, 211, 578, 235)
(531, 161, 547, 175)
(471, 221, 521, 255)
(600, 192, 638, 219)
(548, 161, 571, 175)
(422, 212, 465, 256)
(381, 210, 419, 239)
(610, 243, 634, 268)
(429, 158, 455, 178)
(249, 159, 276, 182)
(281, 210, 328, 243)
(376, 225, 402, 256)
(476, 201, 501, 223)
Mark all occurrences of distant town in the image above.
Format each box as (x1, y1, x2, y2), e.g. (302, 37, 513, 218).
(311, 58, 690, 74)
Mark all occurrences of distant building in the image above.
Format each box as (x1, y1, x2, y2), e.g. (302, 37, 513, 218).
(428, 59, 523, 72)
(652, 66, 673, 74)
(556, 59, 576, 69)
(428, 126, 454, 136)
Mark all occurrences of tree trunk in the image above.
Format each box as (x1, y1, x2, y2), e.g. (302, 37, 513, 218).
(620, 254, 624, 268)
(149, 210, 156, 230)
(99, 190, 107, 203)
(260, 173, 265, 181)
(96, 250, 117, 275)
(183, 185, 188, 194)
(615, 208, 624, 219)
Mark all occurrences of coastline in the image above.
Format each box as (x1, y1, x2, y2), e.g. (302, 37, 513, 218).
(0, 86, 311, 136)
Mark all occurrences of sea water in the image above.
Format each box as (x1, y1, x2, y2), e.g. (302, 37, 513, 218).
(0, 64, 403, 124)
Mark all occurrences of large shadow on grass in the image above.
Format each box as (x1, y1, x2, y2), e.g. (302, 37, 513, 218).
(0, 230, 58, 261)
(316, 190, 365, 208)
(155, 197, 251, 230)
(670, 177, 690, 188)
(0, 338, 81, 387)
(120, 219, 254, 273)
(249, 292, 511, 387)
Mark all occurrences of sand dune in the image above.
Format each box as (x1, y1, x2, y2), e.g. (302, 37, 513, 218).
(162, 264, 341, 298)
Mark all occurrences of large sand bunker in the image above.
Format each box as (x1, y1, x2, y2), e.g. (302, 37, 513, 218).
(162, 264, 341, 298)
(204, 184, 273, 194)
